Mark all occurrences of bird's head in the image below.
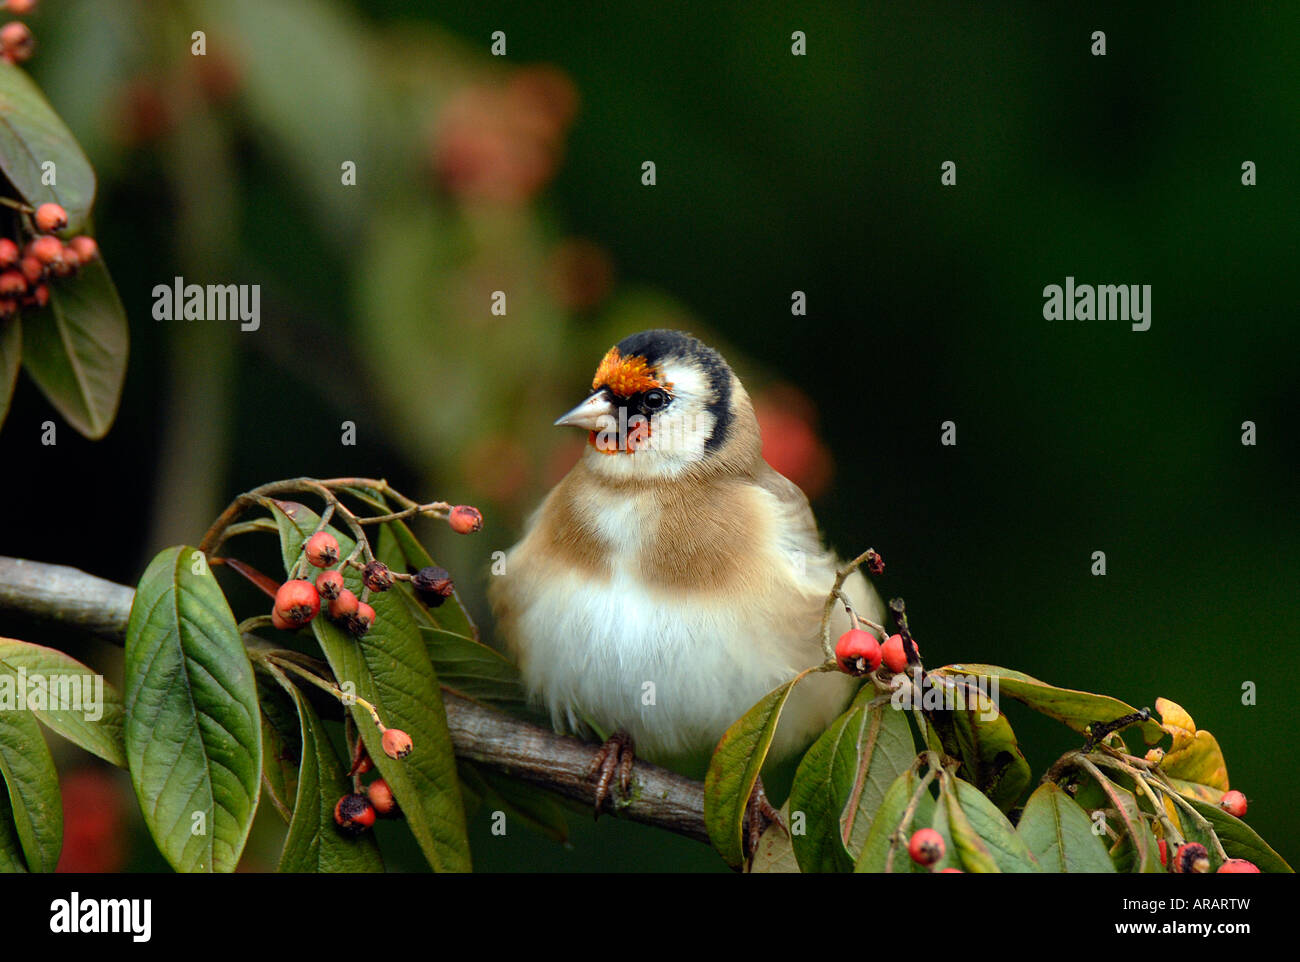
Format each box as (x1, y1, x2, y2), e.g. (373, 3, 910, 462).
(554, 329, 758, 480)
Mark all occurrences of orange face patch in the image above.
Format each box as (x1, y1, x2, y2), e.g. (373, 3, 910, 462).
(591, 346, 667, 398)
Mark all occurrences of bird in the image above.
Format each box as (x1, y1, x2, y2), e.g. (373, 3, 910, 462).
(489, 329, 884, 844)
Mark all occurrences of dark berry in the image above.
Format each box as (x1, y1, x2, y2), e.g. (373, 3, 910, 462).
(362, 560, 393, 592)
(333, 793, 376, 835)
(412, 565, 454, 607)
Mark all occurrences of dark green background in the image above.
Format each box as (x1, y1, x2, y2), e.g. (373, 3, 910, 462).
(1, 1, 1294, 871)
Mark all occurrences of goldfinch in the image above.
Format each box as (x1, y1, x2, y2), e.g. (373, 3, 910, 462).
(490, 330, 884, 806)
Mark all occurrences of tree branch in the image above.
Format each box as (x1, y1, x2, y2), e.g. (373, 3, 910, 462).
(0, 555, 709, 845)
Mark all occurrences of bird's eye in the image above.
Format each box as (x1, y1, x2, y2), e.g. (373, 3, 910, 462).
(642, 389, 668, 412)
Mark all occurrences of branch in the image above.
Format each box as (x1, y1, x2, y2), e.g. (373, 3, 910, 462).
(0, 556, 708, 845)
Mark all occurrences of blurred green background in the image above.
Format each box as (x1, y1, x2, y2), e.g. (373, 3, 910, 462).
(0, 0, 1294, 871)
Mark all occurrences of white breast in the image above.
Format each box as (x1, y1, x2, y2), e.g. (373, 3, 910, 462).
(502, 483, 876, 765)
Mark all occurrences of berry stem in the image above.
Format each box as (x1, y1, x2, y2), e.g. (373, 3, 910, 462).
(256, 650, 386, 731)
(818, 547, 881, 661)
(887, 597, 922, 668)
(884, 755, 940, 873)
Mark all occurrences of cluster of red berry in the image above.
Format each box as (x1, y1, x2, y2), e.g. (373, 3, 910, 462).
(0, 203, 100, 318)
(834, 628, 917, 677)
(0, 0, 38, 65)
(270, 505, 482, 638)
(333, 748, 405, 836)
(1153, 791, 1258, 873)
(907, 799, 1263, 873)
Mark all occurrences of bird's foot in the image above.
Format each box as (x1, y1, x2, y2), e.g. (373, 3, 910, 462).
(587, 729, 635, 817)
(743, 776, 785, 864)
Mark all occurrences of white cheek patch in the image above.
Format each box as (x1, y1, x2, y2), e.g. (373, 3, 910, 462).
(582, 359, 717, 481)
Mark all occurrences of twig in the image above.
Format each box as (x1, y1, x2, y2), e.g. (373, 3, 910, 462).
(0, 555, 709, 845)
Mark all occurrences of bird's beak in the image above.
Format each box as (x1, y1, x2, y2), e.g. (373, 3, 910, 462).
(554, 391, 617, 431)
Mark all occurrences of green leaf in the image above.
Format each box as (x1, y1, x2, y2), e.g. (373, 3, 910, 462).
(256, 671, 301, 824)
(271, 504, 471, 872)
(1083, 771, 1161, 873)
(0, 59, 97, 230)
(854, 768, 937, 873)
(941, 775, 1002, 873)
(20, 257, 128, 439)
(704, 669, 817, 869)
(1185, 796, 1292, 873)
(0, 638, 126, 767)
(124, 546, 262, 872)
(0, 789, 27, 872)
(458, 763, 569, 844)
(0, 659, 62, 871)
(1017, 782, 1115, 873)
(926, 674, 1031, 813)
(0, 316, 18, 428)
(419, 627, 527, 714)
(949, 775, 1039, 872)
(788, 687, 915, 872)
(265, 664, 383, 872)
(935, 664, 1163, 742)
(749, 802, 800, 873)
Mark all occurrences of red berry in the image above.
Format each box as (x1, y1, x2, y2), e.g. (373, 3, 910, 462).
(0, 270, 25, 296)
(1158, 838, 1168, 867)
(50, 245, 78, 277)
(34, 203, 67, 233)
(29, 283, 48, 308)
(882, 633, 915, 673)
(834, 628, 881, 676)
(304, 530, 340, 568)
(448, 504, 483, 534)
(908, 828, 945, 867)
(273, 578, 320, 627)
(29, 235, 62, 266)
(938, 867, 964, 873)
(0, 21, 34, 63)
(1217, 859, 1260, 873)
(367, 778, 398, 817)
(333, 793, 376, 835)
(7, 1, 38, 16)
(328, 588, 359, 621)
(349, 753, 372, 777)
(68, 235, 98, 262)
(0, 298, 15, 317)
(381, 727, 413, 759)
(315, 569, 344, 601)
(347, 601, 376, 637)
(362, 560, 393, 592)
(1219, 790, 1248, 818)
(19, 256, 42, 284)
(0, 239, 17, 268)
(1173, 842, 1211, 874)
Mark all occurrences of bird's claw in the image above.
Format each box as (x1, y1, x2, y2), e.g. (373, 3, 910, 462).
(587, 729, 635, 817)
(743, 777, 785, 865)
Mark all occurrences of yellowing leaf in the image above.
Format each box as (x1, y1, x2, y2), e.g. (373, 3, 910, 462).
(1154, 697, 1229, 792)
(1154, 697, 1196, 752)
